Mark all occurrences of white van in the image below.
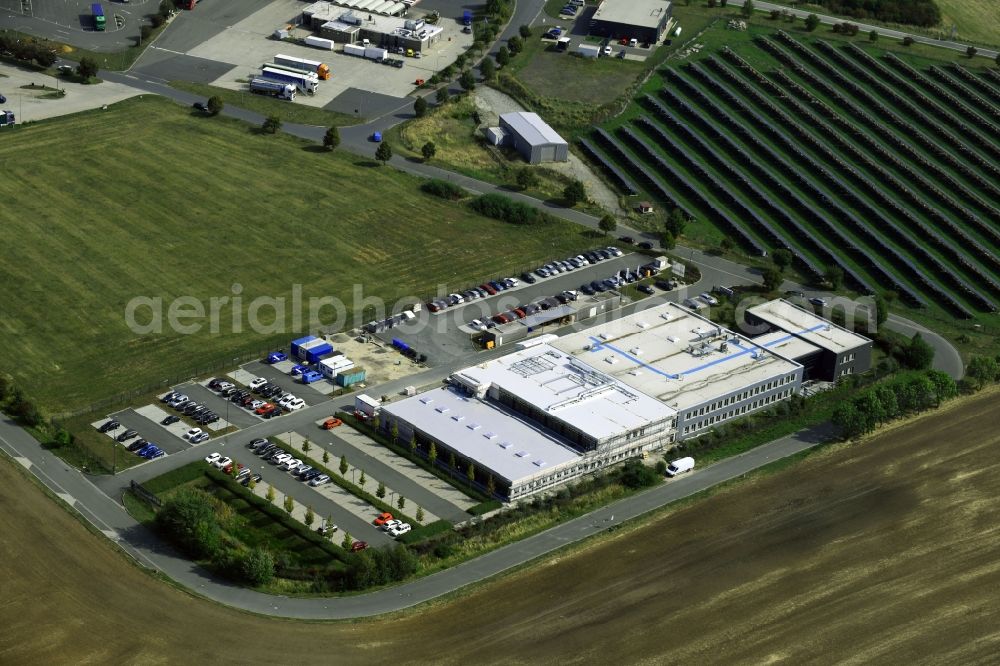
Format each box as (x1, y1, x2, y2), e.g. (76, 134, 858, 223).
(665, 456, 695, 477)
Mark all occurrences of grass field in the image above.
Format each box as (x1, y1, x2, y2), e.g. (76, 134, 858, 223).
(0, 96, 596, 414)
(170, 81, 359, 127)
(2, 388, 998, 663)
(581, 12, 1000, 338)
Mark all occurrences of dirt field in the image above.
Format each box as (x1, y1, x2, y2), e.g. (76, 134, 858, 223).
(2, 390, 998, 665)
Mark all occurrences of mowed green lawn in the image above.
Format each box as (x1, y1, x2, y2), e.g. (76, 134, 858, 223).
(0, 97, 593, 413)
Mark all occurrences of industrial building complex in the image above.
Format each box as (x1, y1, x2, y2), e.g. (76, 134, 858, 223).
(301, 2, 444, 53)
(381, 300, 871, 501)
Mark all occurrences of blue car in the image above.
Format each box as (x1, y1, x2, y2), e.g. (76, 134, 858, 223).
(489, 280, 504, 291)
(142, 447, 161, 459)
(290, 364, 307, 376)
(135, 444, 154, 457)
(267, 351, 288, 364)
(151, 450, 166, 460)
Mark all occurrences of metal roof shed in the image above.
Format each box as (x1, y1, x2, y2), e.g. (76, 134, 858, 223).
(498, 112, 569, 164)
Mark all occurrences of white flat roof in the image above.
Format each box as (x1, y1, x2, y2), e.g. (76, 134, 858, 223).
(384, 386, 581, 485)
(592, 0, 671, 29)
(747, 299, 871, 354)
(552, 302, 802, 412)
(752, 331, 822, 361)
(499, 112, 567, 148)
(452, 344, 676, 441)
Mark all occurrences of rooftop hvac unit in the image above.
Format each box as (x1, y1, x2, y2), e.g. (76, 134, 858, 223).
(605, 356, 618, 364)
(629, 347, 642, 356)
(637, 321, 649, 329)
(660, 313, 672, 321)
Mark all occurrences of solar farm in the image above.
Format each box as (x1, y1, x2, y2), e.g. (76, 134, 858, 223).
(583, 31, 1000, 320)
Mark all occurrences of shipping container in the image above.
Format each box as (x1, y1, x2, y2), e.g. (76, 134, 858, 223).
(290, 335, 319, 359)
(335, 367, 366, 387)
(304, 342, 333, 364)
(304, 35, 336, 50)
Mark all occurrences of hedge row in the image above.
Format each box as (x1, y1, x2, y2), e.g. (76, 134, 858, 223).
(468, 193, 555, 225)
(420, 179, 466, 200)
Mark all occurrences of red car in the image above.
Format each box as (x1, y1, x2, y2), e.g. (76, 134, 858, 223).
(492, 314, 510, 325)
(513, 308, 526, 319)
(426, 301, 442, 313)
(480, 283, 497, 295)
(351, 541, 369, 552)
(374, 512, 394, 526)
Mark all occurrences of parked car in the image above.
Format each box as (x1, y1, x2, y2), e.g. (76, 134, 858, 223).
(388, 523, 412, 537)
(317, 522, 338, 536)
(193, 101, 208, 112)
(98, 420, 120, 433)
(638, 284, 655, 295)
(618, 236, 635, 244)
(286, 398, 306, 411)
(638, 241, 654, 250)
(520, 272, 537, 284)
(116, 429, 139, 442)
(191, 432, 210, 444)
(666, 456, 695, 477)
(351, 541, 369, 552)
(249, 438, 269, 450)
(160, 392, 179, 403)
(309, 474, 331, 487)
(243, 473, 262, 487)
(373, 512, 394, 526)
(295, 465, 313, 478)
(302, 469, 323, 482)
(205, 452, 221, 464)
(699, 292, 719, 306)
(290, 364, 307, 376)
(150, 450, 166, 460)
(809, 297, 828, 307)
(161, 415, 180, 426)
(184, 428, 203, 440)
(127, 439, 149, 452)
(267, 351, 287, 363)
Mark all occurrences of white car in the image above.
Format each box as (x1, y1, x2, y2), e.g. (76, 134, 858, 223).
(216, 381, 234, 391)
(204, 452, 221, 464)
(248, 377, 266, 390)
(249, 400, 266, 410)
(185, 428, 203, 440)
(279, 458, 302, 471)
(278, 394, 297, 407)
(286, 398, 305, 411)
(213, 456, 232, 469)
(699, 292, 719, 306)
(607, 246, 623, 256)
(388, 523, 412, 537)
(381, 519, 403, 532)
(309, 474, 331, 487)
(602, 45, 612, 56)
(234, 468, 252, 481)
(271, 453, 292, 465)
(191, 432, 210, 444)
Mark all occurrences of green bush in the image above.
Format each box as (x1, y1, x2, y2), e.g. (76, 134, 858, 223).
(420, 178, 465, 200)
(618, 459, 660, 489)
(469, 193, 553, 225)
(155, 487, 223, 559)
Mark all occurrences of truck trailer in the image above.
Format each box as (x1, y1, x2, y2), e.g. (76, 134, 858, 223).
(273, 53, 331, 80)
(343, 43, 367, 57)
(364, 46, 388, 62)
(249, 78, 296, 100)
(304, 35, 335, 50)
(260, 67, 319, 93)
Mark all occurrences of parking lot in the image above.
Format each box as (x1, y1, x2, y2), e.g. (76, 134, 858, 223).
(378, 250, 658, 365)
(173, 0, 473, 107)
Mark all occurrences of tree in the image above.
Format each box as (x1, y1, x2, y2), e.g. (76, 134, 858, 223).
(155, 488, 221, 559)
(903, 36, 914, 46)
(448, 451, 457, 469)
(428, 442, 437, 465)
(598, 215, 617, 236)
(661, 230, 676, 250)
(397, 495, 406, 511)
(421, 141, 436, 162)
(342, 532, 353, 550)
(358, 470, 367, 489)
(390, 421, 399, 444)
(873, 293, 889, 330)
(563, 179, 586, 206)
(515, 167, 539, 191)
(283, 495, 294, 513)
(805, 14, 820, 31)
(323, 449, 330, 464)
(824, 264, 844, 290)
(519, 24, 532, 38)
(466, 462, 476, 484)
(77, 56, 98, 79)
(480, 57, 496, 81)
(339, 455, 348, 476)
(496, 46, 510, 68)
(375, 141, 393, 165)
(902, 333, 935, 370)
(436, 86, 451, 104)
(833, 402, 867, 438)
(762, 265, 784, 291)
(966, 46, 978, 59)
(325, 515, 335, 539)
(266, 484, 276, 503)
(416, 506, 425, 522)
(323, 126, 340, 151)
(304, 505, 315, 526)
(772, 248, 793, 272)
(261, 114, 281, 134)
(247, 476, 257, 491)
(966, 356, 999, 388)
(507, 35, 523, 55)
(239, 548, 274, 586)
(376, 481, 386, 499)
(207, 95, 224, 116)
(740, 0, 753, 17)
(487, 474, 496, 497)
(665, 208, 687, 237)
(413, 95, 428, 118)
(868, 30, 879, 43)
(619, 460, 660, 489)
(302, 440, 311, 455)
(34, 49, 57, 67)
(459, 69, 476, 91)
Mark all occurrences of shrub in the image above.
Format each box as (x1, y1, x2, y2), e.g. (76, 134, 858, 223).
(619, 460, 660, 489)
(155, 488, 223, 559)
(413, 95, 428, 118)
(469, 193, 552, 225)
(239, 547, 275, 585)
(420, 178, 465, 200)
(206, 95, 223, 116)
(562, 179, 586, 206)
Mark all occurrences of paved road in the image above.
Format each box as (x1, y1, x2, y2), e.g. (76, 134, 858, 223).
(730, 0, 998, 58)
(0, 410, 834, 619)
